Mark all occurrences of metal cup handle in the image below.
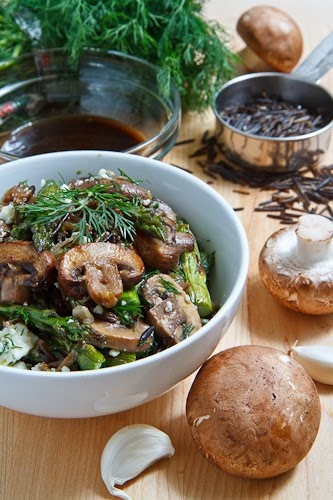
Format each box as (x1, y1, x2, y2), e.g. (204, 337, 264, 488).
(293, 31, 333, 83)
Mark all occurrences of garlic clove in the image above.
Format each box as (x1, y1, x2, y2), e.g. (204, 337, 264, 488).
(101, 424, 175, 499)
(291, 344, 333, 385)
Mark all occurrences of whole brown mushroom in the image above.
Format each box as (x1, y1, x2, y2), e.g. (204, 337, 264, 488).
(259, 214, 333, 314)
(186, 345, 321, 479)
(236, 5, 303, 73)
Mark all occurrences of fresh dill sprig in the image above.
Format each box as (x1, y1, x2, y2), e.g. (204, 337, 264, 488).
(112, 300, 143, 326)
(16, 183, 167, 246)
(110, 289, 143, 326)
(182, 322, 195, 338)
(17, 184, 143, 244)
(159, 277, 181, 295)
(117, 168, 143, 185)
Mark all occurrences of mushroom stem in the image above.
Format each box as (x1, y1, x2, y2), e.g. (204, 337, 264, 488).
(237, 46, 275, 73)
(296, 214, 333, 264)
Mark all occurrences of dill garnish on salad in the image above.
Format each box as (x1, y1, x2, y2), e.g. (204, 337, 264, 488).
(0, 168, 215, 371)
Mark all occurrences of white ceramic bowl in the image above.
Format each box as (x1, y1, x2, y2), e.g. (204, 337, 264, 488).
(0, 151, 249, 418)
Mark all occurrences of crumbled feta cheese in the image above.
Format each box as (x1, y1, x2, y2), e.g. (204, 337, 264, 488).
(71, 231, 88, 244)
(0, 202, 15, 224)
(12, 361, 29, 370)
(72, 305, 94, 324)
(98, 168, 115, 179)
(109, 349, 120, 357)
(164, 300, 173, 313)
(0, 323, 38, 366)
(93, 305, 104, 315)
(40, 179, 46, 187)
(61, 366, 71, 372)
(31, 363, 56, 372)
(60, 183, 70, 191)
(31, 363, 42, 371)
(142, 198, 151, 207)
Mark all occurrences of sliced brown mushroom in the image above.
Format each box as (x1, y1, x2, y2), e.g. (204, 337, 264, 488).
(68, 174, 153, 202)
(142, 274, 202, 345)
(0, 274, 31, 304)
(1, 182, 35, 205)
(140, 273, 170, 307)
(57, 242, 145, 308)
(69, 174, 192, 271)
(0, 241, 56, 303)
(147, 296, 187, 344)
(89, 319, 153, 352)
(134, 230, 194, 272)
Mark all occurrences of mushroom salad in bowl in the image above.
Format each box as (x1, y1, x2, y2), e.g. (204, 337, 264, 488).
(0, 167, 214, 371)
(0, 151, 248, 417)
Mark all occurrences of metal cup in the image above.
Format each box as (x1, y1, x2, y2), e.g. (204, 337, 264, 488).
(213, 32, 333, 173)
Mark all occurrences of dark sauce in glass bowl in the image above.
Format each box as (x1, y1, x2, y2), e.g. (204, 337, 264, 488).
(1, 114, 146, 156)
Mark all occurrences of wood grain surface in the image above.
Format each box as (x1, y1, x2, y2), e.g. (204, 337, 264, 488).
(1, 1, 333, 499)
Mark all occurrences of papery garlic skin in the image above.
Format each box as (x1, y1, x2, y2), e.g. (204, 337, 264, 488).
(291, 344, 333, 385)
(101, 424, 175, 499)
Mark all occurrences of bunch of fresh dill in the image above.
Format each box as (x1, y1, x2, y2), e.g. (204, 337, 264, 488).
(0, 0, 237, 112)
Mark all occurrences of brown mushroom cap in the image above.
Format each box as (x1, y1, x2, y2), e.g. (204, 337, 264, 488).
(186, 345, 321, 479)
(236, 6, 303, 72)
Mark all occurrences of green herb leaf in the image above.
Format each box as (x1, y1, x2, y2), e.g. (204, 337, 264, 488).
(15, 181, 167, 247)
(112, 289, 143, 326)
(159, 276, 181, 295)
(17, 184, 140, 244)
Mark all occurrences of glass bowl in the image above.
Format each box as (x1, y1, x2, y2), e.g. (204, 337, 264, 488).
(0, 48, 181, 160)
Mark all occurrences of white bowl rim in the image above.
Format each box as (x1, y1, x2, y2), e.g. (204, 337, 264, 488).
(0, 150, 249, 378)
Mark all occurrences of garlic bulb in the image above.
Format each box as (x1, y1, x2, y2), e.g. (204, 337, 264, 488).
(101, 424, 175, 499)
(291, 343, 333, 385)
